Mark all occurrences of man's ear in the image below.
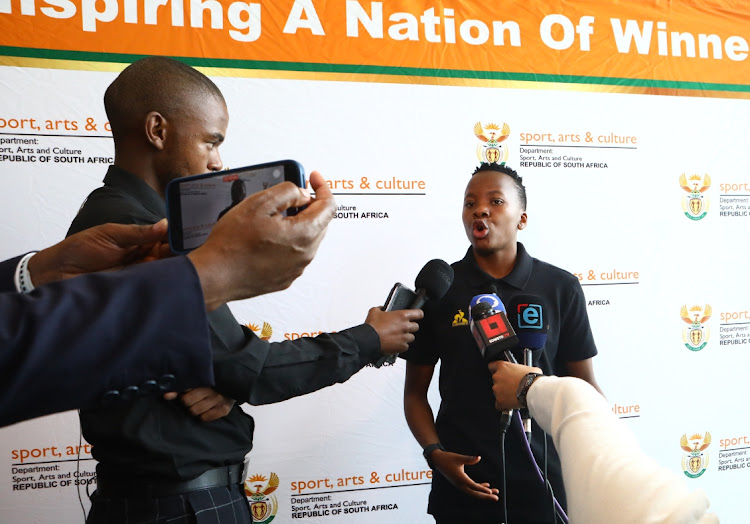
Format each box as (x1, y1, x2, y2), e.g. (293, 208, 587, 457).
(518, 212, 528, 230)
(145, 111, 167, 151)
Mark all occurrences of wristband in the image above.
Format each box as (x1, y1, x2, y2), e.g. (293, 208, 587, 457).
(422, 442, 445, 467)
(14, 252, 37, 294)
(516, 372, 543, 409)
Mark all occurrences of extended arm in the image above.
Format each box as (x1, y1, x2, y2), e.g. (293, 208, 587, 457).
(0, 256, 213, 427)
(488, 361, 718, 524)
(404, 361, 499, 501)
(212, 307, 423, 405)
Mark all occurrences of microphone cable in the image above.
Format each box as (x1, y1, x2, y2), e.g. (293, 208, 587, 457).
(513, 411, 568, 523)
(500, 429, 509, 524)
(498, 405, 513, 524)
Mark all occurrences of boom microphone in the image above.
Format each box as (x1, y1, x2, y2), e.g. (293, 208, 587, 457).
(507, 294, 550, 440)
(375, 259, 454, 367)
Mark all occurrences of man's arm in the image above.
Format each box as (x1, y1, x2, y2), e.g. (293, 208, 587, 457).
(0, 255, 213, 428)
(210, 307, 423, 405)
(61, 171, 335, 418)
(204, 173, 424, 405)
(403, 361, 499, 502)
(0, 178, 335, 427)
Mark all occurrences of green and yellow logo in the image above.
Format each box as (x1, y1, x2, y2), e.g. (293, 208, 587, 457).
(681, 432, 711, 478)
(679, 173, 711, 220)
(680, 304, 711, 352)
(246, 472, 279, 523)
(474, 121, 510, 165)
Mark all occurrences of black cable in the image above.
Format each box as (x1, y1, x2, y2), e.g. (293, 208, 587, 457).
(498, 406, 513, 524)
(500, 431, 508, 524)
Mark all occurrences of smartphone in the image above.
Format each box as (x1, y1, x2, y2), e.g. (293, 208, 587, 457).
(383, 282, 418, 312)
(372, 282, 419, 368)
(166, 160, 305, 253)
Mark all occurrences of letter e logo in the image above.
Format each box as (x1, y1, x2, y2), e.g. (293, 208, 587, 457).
(518, 304, 543, 329)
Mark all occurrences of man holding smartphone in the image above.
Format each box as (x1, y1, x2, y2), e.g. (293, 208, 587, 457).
(2, 174, 333, 428)
(66, 56, 423, 523)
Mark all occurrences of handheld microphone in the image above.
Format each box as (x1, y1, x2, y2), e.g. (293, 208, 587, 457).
(507, 294, 550, 440)
(375, 259, 454, 367)
(468, 296, 518, 363)
(469, 293, 519, 433)
(382, 259, 454, 312)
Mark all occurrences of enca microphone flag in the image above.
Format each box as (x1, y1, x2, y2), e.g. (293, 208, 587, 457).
(507, 294, 549, 351)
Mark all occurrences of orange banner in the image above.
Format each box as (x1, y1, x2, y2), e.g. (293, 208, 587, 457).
(1, 0, 748, 93)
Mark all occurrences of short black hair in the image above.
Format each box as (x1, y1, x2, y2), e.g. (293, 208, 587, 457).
(471, 163, 527, 210)
(104, 56, 225, 145)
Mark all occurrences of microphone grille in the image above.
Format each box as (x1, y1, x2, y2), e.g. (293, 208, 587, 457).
(415, 259, 454, 300)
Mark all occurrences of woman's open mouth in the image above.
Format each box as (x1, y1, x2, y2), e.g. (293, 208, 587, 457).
(472, 220, 489, 239)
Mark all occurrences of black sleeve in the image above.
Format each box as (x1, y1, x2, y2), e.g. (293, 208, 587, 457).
(398, 301, 440, 366)
(211, 323, 383, 405)
(557, 278, 598, 364)
(0, 256, 22, 293)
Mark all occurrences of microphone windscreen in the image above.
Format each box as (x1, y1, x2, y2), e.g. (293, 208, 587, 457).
(469, 293, 506, 314)
(507, 294, 549, 350)
(469, 301, 492, 319)
(414, 259, 454, 301)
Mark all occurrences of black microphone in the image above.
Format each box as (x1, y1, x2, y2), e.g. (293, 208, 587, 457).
(469, 294, 520, 433)
(507, 294, 550, 440)
(374, 259, 454, 367)
(383, 259, 454, 311)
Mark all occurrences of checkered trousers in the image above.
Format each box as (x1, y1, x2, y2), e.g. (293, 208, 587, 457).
(86, 483, 252, 524)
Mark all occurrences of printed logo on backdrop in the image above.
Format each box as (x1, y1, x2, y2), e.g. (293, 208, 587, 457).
(681, 432, 711, 478)
(474, 122, 510, 165)
(247, 322, 273, 341)
(246, 473, 279, 523)
(679, 173, 711, 220)
(680, 305, 711, 352)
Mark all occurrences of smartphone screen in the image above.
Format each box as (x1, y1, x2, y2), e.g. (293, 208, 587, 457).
(166, 160, 305, 253)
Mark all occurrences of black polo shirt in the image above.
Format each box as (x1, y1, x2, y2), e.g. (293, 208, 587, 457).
(402, 243, 597, 523)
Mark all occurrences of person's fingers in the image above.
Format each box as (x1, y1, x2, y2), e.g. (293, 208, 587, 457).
(403, 309, 425, 322)
(178, 388, 207, 407)
(289, 172, 336, 234)
(464, 484, 499, 500)
(98, 220, 169, 248)
(237, 181, 313, 218)
(308, 171, 333, 202)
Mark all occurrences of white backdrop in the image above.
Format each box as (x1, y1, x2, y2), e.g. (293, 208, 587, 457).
(1, 64, 749, 523)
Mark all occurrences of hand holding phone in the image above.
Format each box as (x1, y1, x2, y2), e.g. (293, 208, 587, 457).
(166, 160, 305, 253)
(186, 170, 336, 308)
